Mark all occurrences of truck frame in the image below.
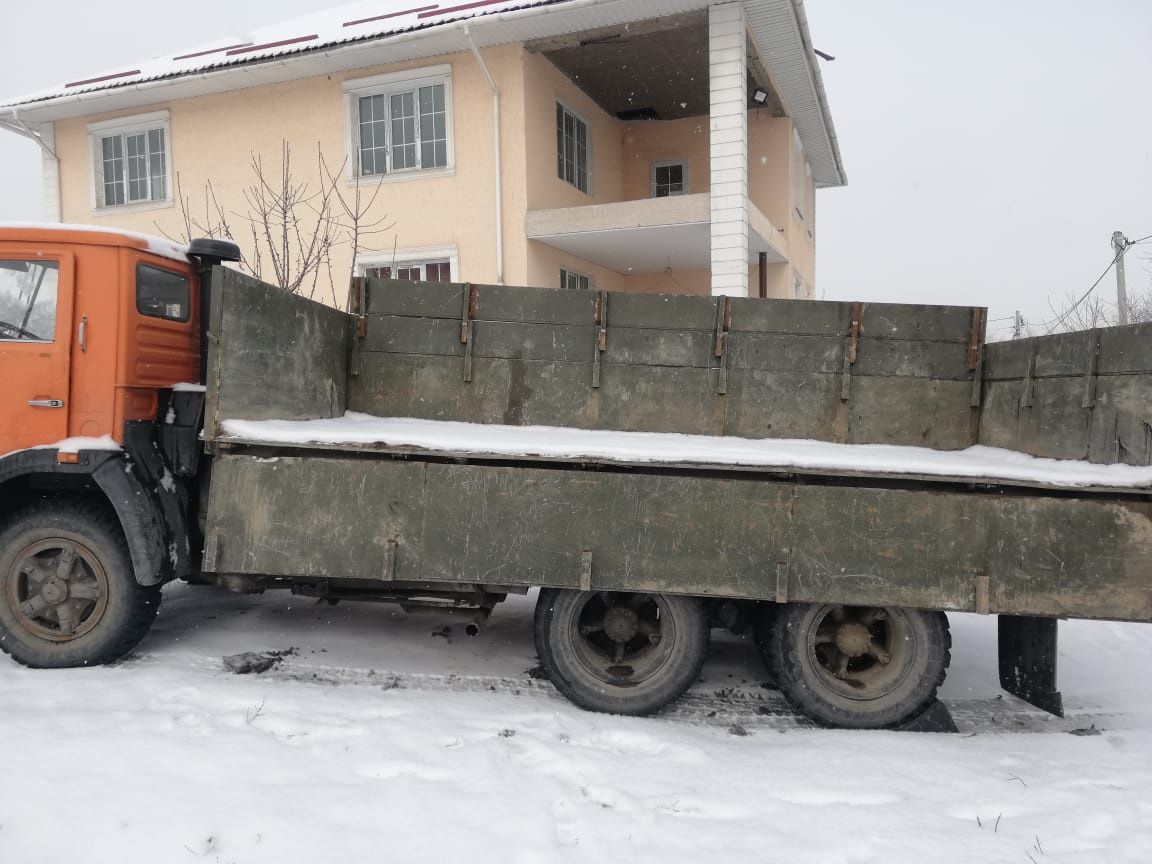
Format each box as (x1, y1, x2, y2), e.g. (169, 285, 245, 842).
(1, 225, 1149, 729)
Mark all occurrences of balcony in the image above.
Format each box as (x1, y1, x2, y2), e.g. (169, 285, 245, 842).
(525, 193, 788, 274)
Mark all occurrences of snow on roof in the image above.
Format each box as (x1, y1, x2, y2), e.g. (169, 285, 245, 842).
(0, 222, 190, 263)
(2, 0, 557, 109)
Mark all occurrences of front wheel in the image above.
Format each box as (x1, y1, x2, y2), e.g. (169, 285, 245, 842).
(0, 503, 161, 668)
(534, 588, 709, 716)
(758, 602, 951, 729)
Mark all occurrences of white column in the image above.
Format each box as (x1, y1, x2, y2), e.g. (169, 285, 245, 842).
(39, 122, 62, 222)
(708, 3, 749, 297)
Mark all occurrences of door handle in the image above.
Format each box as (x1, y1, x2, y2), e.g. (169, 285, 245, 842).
(27, 399, 65, 408)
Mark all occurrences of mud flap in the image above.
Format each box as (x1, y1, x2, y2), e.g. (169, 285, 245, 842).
(998, 615, 1064, 716)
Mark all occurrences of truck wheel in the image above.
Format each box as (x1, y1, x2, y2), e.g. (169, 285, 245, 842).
(759, 602, 950, 729)
(534, 588, 708, 716)
(0, 503, 161, 668)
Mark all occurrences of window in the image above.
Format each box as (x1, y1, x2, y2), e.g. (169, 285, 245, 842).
(0, 260, 58, 341)
(89, 112, 170, 209)
(556, 103, 589, 193)
(652, 161, 686, 197)
(137, 264, 190, 322)
(346, 68, 452, 178)
(365, 260, 452, 283)
(560, 269, 591, 291)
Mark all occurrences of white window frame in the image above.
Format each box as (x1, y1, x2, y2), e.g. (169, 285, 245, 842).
(87, 111, 172, 213)
(343, 66, 455, 184)
(356, 246, 459, 282)
(650, 159, 688, 198)
(556, 100, 591, 194)
(560, 267, 593, 291)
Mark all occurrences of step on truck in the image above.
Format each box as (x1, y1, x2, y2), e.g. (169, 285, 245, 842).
(1, 224, 1150, 729)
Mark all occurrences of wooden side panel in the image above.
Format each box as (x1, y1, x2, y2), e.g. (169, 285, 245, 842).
(788, 486, 987, 610)
(980, 324, 1152, 465)
(205, 269, 351, 435)
(204, 451, 1152, 623)
(417, 465, 793, 594)
(348, 278, 985, 449)
(203, 454, 427, 578)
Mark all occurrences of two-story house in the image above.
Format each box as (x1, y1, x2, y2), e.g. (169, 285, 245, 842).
(0, 0, 844, 306)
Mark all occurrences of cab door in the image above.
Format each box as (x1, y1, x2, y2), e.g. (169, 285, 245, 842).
(0, 250, 74, 454)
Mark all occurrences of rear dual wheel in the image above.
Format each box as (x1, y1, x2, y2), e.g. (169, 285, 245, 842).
(756, 602, 951, 728)
(534, 588, 708, 716)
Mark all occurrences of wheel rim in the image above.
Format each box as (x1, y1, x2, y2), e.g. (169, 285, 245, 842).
(807, 605, 914, 701)
(569, 592, 676, 688)
(5, 538, 110, 642)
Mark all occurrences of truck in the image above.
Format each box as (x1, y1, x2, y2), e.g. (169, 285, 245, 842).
(2, 224, 1150, 730)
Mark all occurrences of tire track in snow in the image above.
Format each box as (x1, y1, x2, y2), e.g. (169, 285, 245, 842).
(250, 659, 1123, 735)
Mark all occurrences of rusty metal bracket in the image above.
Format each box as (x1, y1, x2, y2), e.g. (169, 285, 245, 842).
(775, 561, 789, 605)
(347, 276, 367, 378)
(713, 297, 732, 395)
(380, 539, 398, 581)
(579, 550, 593, 592)
(966, 308, 985, 371)
(592, 291, 608, 389)
(1019, 345, 1037, 409)
(840, 301, 864, 401)
(968, 308, 987, 409)
(349, 276, 368, 337)
(460, 283, 478, 383)
(203, 532, 220, 572)
(974, 573, 991, 615)
(1081, 328, 1100, 409)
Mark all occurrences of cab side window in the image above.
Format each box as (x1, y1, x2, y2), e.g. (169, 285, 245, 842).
(0, 260, 59, 342)
(137, 264, 190, 322)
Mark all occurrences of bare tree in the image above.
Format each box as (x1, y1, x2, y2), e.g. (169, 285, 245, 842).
(159, 141, 393, 306)
(1045, 286, 1152, 333)
(1127, 288, 1152, 323)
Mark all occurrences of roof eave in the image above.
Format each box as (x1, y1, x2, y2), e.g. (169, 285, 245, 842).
(0, 0, 844, 186)
(790, 0, 845, 187)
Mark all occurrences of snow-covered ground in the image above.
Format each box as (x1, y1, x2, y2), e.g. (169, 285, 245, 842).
(3, 585, 1152, 863)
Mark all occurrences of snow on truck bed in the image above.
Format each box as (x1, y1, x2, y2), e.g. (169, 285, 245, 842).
(219, 413, 1152, 492)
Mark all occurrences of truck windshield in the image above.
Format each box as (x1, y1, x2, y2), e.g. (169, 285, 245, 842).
(0, 260, 58, 342)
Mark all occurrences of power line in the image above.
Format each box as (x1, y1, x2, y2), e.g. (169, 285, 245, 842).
(1041, 247, 1125, 333)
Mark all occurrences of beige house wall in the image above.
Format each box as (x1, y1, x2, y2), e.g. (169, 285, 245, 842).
(526, 240, 628, 293)
(51, 43, 817, 305)
(621, 116, 711, 200)
(521, 51, 625, 213)
(55, 46, 528, 307)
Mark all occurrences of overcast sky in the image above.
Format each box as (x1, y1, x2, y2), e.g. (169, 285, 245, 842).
(1, 1, 1150, 339)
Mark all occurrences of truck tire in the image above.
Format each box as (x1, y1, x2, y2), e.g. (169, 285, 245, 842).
(0, 502, 161, 668)
(534, 588, 709, 716)
(758, 602, 950, 729)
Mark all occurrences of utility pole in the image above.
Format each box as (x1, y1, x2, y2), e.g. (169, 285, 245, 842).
(1112, 230, 1130, 325)
(1012, 310, 1024, 339)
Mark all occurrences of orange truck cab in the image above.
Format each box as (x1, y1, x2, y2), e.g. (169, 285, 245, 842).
(0, 225, 239, 667)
